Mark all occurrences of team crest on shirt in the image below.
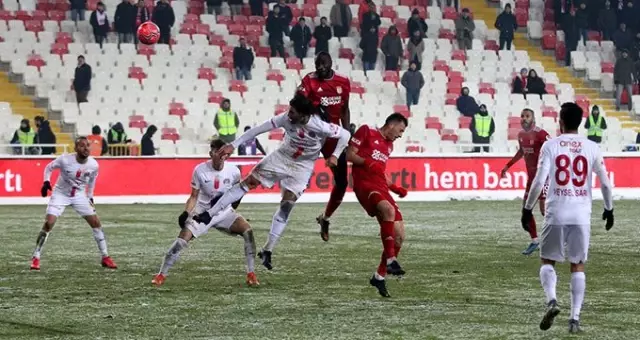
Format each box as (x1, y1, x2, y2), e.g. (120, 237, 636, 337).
(223, 178, 230, 185)
(308, 131, 316, 138)
(336, 86, 342, 94)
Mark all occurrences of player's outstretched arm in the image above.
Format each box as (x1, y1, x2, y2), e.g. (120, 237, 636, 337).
(502, 148, 523, 177)
(87, 167, 98, 200)
(229, 115, 285, 152)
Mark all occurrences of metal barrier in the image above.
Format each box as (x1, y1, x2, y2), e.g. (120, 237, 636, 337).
(0, 144, 69, 155)
(107, 144, 140, 156)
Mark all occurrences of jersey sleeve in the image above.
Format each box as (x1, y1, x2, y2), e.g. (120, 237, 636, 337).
(231, 114, 285, 149)
(341, 77, 351, 104)
(349, 125, 369, 148)
(43, 156, 63, 182)
(190, 167, 200, 190)
(232, 166, 242, 184)
(297, 74, 312, 96)
(87, 164, 98, 198)
(524, 143, 552, 210)
(593, 150, 614, 211)
(539, 129, 551, 143)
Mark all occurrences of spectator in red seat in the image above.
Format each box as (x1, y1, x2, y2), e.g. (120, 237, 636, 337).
(35, 117, 57, 155)
(233, 38, 254, 81)
(407, 8, 427, 38)
(207, 0, 223, 15)
(89, 2, 110, 48)
(214, 99, 240, 143)
(133, 0, 151, 45)
(455, 8, 475, 51)
(275, 0, 293, 36)
(115, 0, 136, 46)
(152, 0, 175, 44)
(290, 17, 312, 61)
(613, 23, 632, 56)
(494, 3, 517, 50)
(456, 86, 479, 117)
(329, 0, 352, 39)
(401, 61, 425, 109)
(70, 0, 87, 22)
(614, 49, 635, 111)
(267, 6, 286, 58)
(406, 30, 424, 70)
(598, 1, 617, 41)
(228, 0, 243, 16)
(141, 125, 157, 156)
(313, 17, 332, 55)
(381, 25, 402, 71)
(237, 126, 267, 155)
(562, 9, 579, 66)
(88, 125, 108, 156)
(470, 104, 495, 153)
(576, 2, 589, 45)
(512, 67, 528, 95)
(360, 23, 379, 72)
(72, 55, 92, 103)
(526, 69, 547, 99)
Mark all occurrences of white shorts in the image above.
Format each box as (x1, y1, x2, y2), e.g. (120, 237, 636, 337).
(251, 150, 313, 198)
(540, 223, 591, 264)
(46, 192, 95, 217)
(186, 204, 240, 238)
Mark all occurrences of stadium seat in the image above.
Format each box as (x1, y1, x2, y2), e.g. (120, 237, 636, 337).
(161, 127, 180, 142)
(169, 102, 188, 118)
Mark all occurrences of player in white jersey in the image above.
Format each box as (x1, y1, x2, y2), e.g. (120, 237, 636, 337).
(152, 139, 260, 287)
(192, 93, 351, 270)
(521, 103, 614, 333)
(30, 137, 117, 270)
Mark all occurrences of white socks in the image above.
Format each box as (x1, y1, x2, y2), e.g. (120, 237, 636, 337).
(570, 272, 586, 321)
(32, 230, 49, 259)
(206, 183, 249, 216)
(92, 227, 109, 257)
(160, 238, 188, 275)
(242, 230, 256, 273)
(539, 264, 557, 304)
(263, 204, 293, 252)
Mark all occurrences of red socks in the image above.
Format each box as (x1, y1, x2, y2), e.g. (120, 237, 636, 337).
(323, 186, 345, 218)
(380, 220, 396, 259)
(376, 253, 387, 277)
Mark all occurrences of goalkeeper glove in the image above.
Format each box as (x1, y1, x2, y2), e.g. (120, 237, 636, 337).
(602, 209, 614, 231)
(389, 184, 407, 198)
(193, 211, 212, 225)
(520, 208, 533, 232)
(178, 211, 189, 229)
(41, 181, 51, 197)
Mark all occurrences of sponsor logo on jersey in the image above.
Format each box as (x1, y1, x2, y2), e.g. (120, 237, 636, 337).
(320, 96, 342, 106)
(351, 137, 361, 145)
(371, 149, 389, 162)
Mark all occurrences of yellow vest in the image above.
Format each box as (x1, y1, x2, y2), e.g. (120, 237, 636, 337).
(17, 128, 35, 145)
(217, 110, 237, 136)
(474, 114, 491, 137)
(587, 114, 603, 137)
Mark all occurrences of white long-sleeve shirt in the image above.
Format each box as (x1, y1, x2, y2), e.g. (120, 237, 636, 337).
(44, 154, 99, 198)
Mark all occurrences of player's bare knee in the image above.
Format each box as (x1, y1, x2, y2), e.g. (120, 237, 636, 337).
(229, 217, 251, 235)
(570, 262, 585, 273)
(43, 215, 56, 231)
(541, 258, 556, 266)
(85, 215, 101, 228)
(178, 228, 194, 241)
(275, 200, 295, 222)
(377, 202, 395, 221)
(244, 174, 260, 189)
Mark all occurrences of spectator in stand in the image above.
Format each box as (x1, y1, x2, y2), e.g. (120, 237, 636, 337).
(266, 6, 286, 58)
(70, 0, 87, 22)
(152, 0, 175, 45)
(291, 17, 312, 61)
(526, 69, 547, 98)
(585, 105, 607, 144)
(401, 61, 425, 109)
(359, 24, 379, 72)
(598, 1, 617, 41)
(249, 0, 263, 17)
(228, 0, 243, 16)
(455, 8, 475, 51)
(275, 0, 293, 36)
(575, 2, 589, 45)
(406, 30, 424, 70)
(614, 49, 635, 111)
(140, 125, 157, 156)
(89, 2, 109, 48)
(619, 1, 636, 29)
(613, 23, 632, 55)
(381, 25, 402, 71)
(358, 0, 375, 24)
(470, 104, 495, 153)
(494, 3, 517, 50)
(88, 125, 108, 156)
(631, 33, 640, 62)
(446, 0, 459, 12)
(237, 126, 267, 155)
(512, 67, 528, 95)
(35, 117, 57, 155)
(133, 0, 151, 45)
(115, 0, 136, 46)
(329, 0, 352, 39)
(456, 86, 480, 117)
(313, 17, 332, 55)
(72, 55, 92, 103)
(10, 119, 38, 155)
(233, 38, 254, 81)
(214, 99, 240, 143)
(407, 8, 427, 38)
(207, 0, 223, 15)
(108, 122, 132, 156)
(562, 9, 579, 66)
(553, 0, 573, 26)
(635, 53, 640, 83)
(360, 2, 380, 35)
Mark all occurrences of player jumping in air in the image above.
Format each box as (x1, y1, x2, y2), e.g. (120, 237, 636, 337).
(500, 108, 550, 255)
(348, 113, 409, 298)
(152, 139, 259, 287)
(193, 93, 351, 270)
(297, 52, 352, 242)
(521, 102, 614, 333)
(31, 136, 117, 270)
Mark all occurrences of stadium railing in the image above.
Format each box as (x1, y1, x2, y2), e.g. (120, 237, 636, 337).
(0, 144, 69, 155)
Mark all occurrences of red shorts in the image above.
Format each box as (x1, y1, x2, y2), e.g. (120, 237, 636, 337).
(524, 178, 548, 201)
(321, 138, 338, 159)
(354, 183, 403, 221)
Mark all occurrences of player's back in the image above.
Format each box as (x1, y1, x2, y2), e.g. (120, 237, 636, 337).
(544, 134, 602, 225)
(192, 161, 240, 208)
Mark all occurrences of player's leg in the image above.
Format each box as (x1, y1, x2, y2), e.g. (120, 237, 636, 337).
(31, 194, 67, 270)
(521, 189, 539, 255)
(259, 190, 298, 270)
(566, 224, 590, 333)
(539, 223, 565, 331)
(74, 197, 117, 269)
(227, 216, 259, 286)
(317, 145, 348, 241)
(153, 227, 195, 286)
(374, 197, 404, 276)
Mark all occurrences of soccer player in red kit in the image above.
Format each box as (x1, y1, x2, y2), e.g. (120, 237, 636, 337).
(297, 52, 352, 242)
(501, 108, 551, 255)
(348, 113, 408, 298)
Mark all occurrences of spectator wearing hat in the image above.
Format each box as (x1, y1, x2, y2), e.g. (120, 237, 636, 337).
(214, 99, 240, 143)
(455, 8, 475, 51)
(470, 104, 495, 152)
(525, 69, 547, 99)
(141, 125, 157, 156)
(456, 86, 480, 117)
(407, 8, 427, 38)
(494, 3, 517, 50)
(584, 105, 607, 144)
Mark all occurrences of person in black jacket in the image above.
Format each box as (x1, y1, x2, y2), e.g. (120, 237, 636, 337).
(456, 86, 479, 117)
(576, 2, 589, 45)
(562, 9, 579, 66)
(614, 49, 635, 111)
(266, 7, 286, 58)
(140, 125, 157, 156)
(495, 3, 517, 50)
(619, 1, 636, 30)
(72, 55, 92, 103)
(359, 25, 378, 72)
(133, 0, 151, 45)
(360, 2, 381, 34)
(233, 37, 254, 80)
(313, 17, 332, 55)
(407, 8, 427, 38)
(152, 0, 175, 44)
(249, 0, 262, 16)
(512, 67, 528, 95)
(613, 23, 632, 54)
(290, 17, 312, 60)
(89, 2, 109, 47)
(598, 1, 617, 41)
(553, 0, 573, 26)
(526, 69, 547, 98)
(70, 0, 87, 22)
(35, 117, 57, 155)
(115, 0, 136, 46)
(207, 0, 222, 15)
(275, 0, 293, 35)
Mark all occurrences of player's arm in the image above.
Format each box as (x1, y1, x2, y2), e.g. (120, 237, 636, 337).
(340, 80, 351, 128)
(524, 144, 551, 210)
(225, 115, 285, 155)
(346, 126, 367, 166)
(501, 148, 523, 177)
(87, 166, 98, 204)
(230, 167, 242, 210)
(319, 121, 351, 158)
(41, 156, 62, 197)
(593, 152, 614, 230)
(178, 170, 201, 228)
(386, 174, 407, 198)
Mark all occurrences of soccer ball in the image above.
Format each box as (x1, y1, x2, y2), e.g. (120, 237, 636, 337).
(137, 22, 160, 45)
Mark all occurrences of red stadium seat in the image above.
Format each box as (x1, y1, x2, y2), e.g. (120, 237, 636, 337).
(232, 15, 249, 24)
(555, 41, 566, 61)
(228, 24, 246, 35)
(246, 25, 262, 36)
(216, 15, 232, 25)
(161, 128, 180, 142)
(380, 6, 397, 19)
(196, 23, 210, 35)
(0, 10, 15, 21)
(405, 143, 425, 153)
(27, 54, 46, 70)
(441, 132, 458, 142)
(458, 116, 471, 129)
(15, 10, 33, 21)
(451, 50, 466, 62)
(269, 129, 285, 140)
(179, 22, 196, 35)
(266, 69, 285, 84)
(229, 80, 248, 94)
(411, 6, 426, 18)
(338, 48, 355, 61)
(438, 29, 455, 40)
(208, 34, 226, 47)
(479, 83, 495, 96)
(37, 1, 53, 11)
(218, 56, 234, 69)
(508, 128, 520, 140)
(445, 93, 457, 105)
(26, 20, 44, 33)
(183, 13, 199, 23)
(545, 83, 556, 95)
(448, 71, 463, 83)
(302, 4, 318, 17)
(514, 8, 528, 27)
(544, 8, 554, 21)
(442, 7, 457, 20)
(137, 44, 155, 58)
(50, 43, 69, 55)
(601, 62, 614, 73)
(351, 81, 365, 97)
(587, 31, 601, 42)
(508, 116, 520, 129)
(221, 45, 234, 57)
(286, 57, 303, 71)
(484, 40, 499, 51)
(541, 30, 556, 50)
(383, 71, 399, 83)
(48, 10, 66, 21)
(249, 16, 265, 25)
(393, 105, 410, 118)
(129, 115, 147, 130)
(197, 67, 216, 83)
(128, 66, 147, 82)
(55, 32, 73, 44)
(399, 0, 416, 6)
(208, 91, 224, 103)
(575, 95, 590, 112)
(542, 20, 556, 30)
(425, 117, 442, 131)
(542, 107, 558, 119)
(433, 61, 449, 74)
(274, 104, 288, 115)
(447, 82, 462, 94)
(32, 10, 47, 21)
(256, 46, 271, 58)
(169, 102, 187, 117)
(55, 0, 71, 11)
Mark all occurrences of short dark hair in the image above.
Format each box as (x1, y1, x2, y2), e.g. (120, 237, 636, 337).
(75, 136, 88, 145)
(210, 138, 226, 150)
(384, 113, 408, 127)
(92, 125, 101, 134)
(522, 108, 535, 115)
(559, 102, 583, 131)
(290, 92, 315, 116)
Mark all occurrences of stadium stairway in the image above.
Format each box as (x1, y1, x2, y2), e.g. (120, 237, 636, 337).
(472, 0, 640, 132)
(0, 71, 72, 151)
